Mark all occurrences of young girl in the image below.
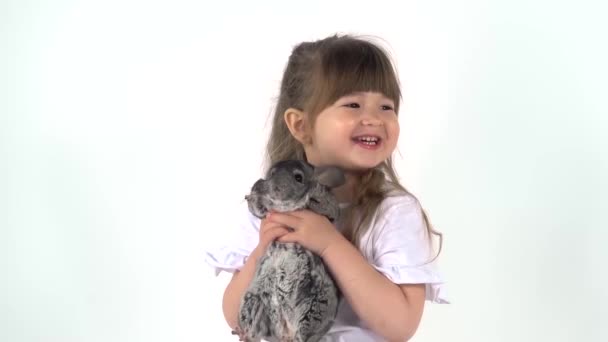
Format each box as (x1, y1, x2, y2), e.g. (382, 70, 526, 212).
(205, 34, 448, 341)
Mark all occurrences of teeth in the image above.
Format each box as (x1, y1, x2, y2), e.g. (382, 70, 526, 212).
(357, 136, 379, 142)
(355, 136, 379, 145)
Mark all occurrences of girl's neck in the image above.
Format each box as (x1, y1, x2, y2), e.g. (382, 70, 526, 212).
(332, 172, 360, 204)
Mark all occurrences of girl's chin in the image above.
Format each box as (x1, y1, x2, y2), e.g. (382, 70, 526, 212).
(340, 160, 386, 174)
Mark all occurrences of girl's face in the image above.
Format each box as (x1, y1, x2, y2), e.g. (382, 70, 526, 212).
(304, 91, 400, 173)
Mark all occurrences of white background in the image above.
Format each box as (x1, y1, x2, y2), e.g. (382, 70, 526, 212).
(2, 0, 607, 341)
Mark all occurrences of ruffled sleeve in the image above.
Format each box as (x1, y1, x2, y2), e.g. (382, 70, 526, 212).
(203, 201, 261, 276)
(370, 195, 449, 304)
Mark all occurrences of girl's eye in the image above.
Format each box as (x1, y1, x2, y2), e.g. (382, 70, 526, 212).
(345, 103, 360, 108)
(381, 105, 394, 111)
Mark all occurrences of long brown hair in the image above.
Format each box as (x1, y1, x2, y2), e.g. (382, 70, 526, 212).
(264, 34, 442, 263)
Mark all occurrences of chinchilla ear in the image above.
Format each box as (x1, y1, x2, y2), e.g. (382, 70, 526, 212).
(313, 166, 345, 188)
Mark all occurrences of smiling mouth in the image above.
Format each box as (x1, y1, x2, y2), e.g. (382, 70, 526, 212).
(352, 136, 381, 146)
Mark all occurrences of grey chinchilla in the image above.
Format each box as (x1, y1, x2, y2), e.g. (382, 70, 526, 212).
(233, 159, 345, 342)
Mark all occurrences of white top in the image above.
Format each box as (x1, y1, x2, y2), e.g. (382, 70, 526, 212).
(204, 192, 449, 341)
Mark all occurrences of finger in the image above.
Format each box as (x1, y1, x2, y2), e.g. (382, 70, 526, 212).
(260, 216, 284, 230)
(260, 220, 289, 235)
(261, 226, 290, 244)
(277, 232, 298, 243)
(283, 209, 315, 219)
(266, 226, 290, 238)
(267, 212, 302, 230)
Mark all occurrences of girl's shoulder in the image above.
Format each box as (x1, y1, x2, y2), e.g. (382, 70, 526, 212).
(376, 190, 422, 218)
(363, 190, 428, 249)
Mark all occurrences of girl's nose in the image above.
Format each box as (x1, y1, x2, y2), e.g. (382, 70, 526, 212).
(360, 110, 383, 126)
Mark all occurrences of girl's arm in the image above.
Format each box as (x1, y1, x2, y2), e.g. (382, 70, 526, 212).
(221, 246, 264, 329)
(321, 235, 426, 342)
(222, 217, 290, 329)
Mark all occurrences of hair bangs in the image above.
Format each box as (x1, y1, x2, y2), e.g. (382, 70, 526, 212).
(307, 39, 401, 116)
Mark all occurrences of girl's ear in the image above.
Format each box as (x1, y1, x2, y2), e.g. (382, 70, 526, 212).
(284, 108, 312, 145)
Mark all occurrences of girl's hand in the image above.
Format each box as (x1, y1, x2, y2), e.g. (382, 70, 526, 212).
(254, 212, 291, 254)
(267, 210, 344, 257)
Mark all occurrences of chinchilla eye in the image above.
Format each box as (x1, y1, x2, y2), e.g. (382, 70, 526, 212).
(294, 173, 303, 183)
